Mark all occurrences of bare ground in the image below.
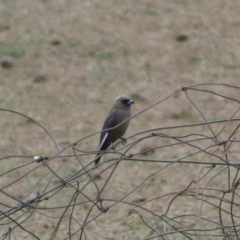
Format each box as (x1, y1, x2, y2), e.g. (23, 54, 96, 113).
(1, 0, 240, 239)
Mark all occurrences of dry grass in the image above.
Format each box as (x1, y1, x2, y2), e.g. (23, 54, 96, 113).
(1, 0, 240, 239)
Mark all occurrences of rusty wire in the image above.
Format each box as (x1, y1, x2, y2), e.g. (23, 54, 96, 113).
(1, 83, 240, 239)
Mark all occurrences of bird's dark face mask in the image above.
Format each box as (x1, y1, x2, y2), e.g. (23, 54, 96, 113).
(123, 99, 134, 106)
(127, 100, 134, 105)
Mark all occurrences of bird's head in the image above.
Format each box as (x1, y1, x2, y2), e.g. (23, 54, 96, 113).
(113, 95, 134, 110)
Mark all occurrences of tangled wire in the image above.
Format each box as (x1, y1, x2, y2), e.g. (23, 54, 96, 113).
(1, 83, 240, 240)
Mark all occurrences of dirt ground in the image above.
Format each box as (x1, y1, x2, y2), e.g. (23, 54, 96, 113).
(1, 0, 240, 239)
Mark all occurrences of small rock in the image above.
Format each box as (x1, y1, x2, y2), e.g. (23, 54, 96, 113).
(1, 59, 13, 69)
(50, 39, 62, 46)
(139, 146, 155, 156)
(33, 75, 47, 83)
(176, 34, 189, 42)
(132, 198, 147, 203)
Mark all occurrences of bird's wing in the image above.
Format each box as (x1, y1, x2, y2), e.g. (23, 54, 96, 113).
(98, 110, 117, 149)
(102, 109, 117, 131)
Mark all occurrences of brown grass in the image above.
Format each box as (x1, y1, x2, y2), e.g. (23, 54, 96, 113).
(1, 0, 240, 239)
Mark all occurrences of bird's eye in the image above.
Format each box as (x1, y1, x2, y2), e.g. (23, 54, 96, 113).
(122, 99, 130, 104)
(122, 99, 134, 105)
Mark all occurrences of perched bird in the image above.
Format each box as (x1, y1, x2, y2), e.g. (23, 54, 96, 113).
(95, 95, 134, 165)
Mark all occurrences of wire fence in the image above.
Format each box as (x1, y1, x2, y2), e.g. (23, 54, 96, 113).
(1, 83, 240, 240)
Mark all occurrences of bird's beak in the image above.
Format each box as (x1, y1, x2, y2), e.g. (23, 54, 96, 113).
(127, 100, 135, 105)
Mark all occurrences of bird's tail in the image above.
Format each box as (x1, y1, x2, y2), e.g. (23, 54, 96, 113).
(95, 133, 108, 166)
(95, 154, 101, 166)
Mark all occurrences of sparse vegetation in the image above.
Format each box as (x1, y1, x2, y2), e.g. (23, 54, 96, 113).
(1, 0, 240, 239)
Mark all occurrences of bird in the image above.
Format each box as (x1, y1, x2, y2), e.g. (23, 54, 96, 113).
(95, 95, 134, 165)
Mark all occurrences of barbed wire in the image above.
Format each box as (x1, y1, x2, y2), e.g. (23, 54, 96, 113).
(1, 83, 240, 239)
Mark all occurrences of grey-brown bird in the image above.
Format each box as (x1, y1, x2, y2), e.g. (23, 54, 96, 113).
(95, 95, 134, 165)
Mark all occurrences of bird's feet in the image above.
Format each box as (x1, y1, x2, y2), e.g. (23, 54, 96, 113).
(110, 142, 116, 150)
(120, 137, 127, 145)
(110, 138, 127, 150)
